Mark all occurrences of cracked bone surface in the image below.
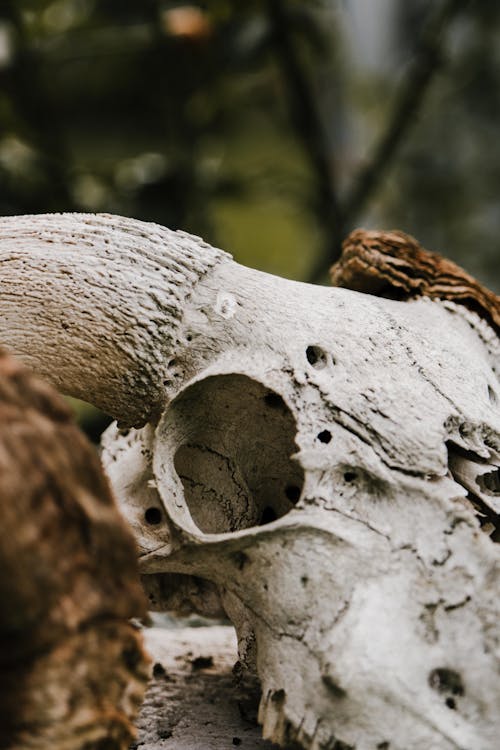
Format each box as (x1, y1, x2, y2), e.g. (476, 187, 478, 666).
(1, 213, 500, 750)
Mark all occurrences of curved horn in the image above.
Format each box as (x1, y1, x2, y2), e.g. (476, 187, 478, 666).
(0, 213, 228, 425)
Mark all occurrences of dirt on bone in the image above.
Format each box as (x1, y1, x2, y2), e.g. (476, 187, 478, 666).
(0, 347, 149, 749)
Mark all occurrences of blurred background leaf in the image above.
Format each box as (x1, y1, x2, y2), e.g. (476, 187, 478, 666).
(1, 0, 499, 438)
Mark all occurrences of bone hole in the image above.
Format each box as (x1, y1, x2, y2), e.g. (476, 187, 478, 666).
(488, 385, 497, 404)
(476, 468, 500, 496)
(144, 506, 163, 525)
(317, 429, 332, 444)
(306, 345, 328, 369)
(172, 375, 304, 534)
(428, 667, 464, 700)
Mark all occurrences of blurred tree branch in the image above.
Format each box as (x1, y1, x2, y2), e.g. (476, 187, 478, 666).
(0, 1, 76, 212)
(0, 0, 495, 300)
(270, 0, 469, 283)
(267, 0, 344, 261)
(342, 0, 470, 231)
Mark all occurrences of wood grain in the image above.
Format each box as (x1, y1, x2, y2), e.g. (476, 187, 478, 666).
(331, 229, 500, 335)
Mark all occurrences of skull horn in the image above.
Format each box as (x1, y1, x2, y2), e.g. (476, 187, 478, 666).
(0, 213, 228, 426)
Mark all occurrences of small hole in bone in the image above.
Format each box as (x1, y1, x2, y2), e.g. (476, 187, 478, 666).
(260, 506, 277, 524)
(488, 385, 497, 404)
(445, 697, 456, 710)
(232, 551, 249, 570)
(144, 506, 163, 525)
(343, 471, 357, 483)
(153, 663, 166, 678)
(285, 484, 301, 502)
(428, 667, 464, 696)
(306, 345, 328, 369)
(271, 689, 286, 704)
(317, 429, 332, 444)
(321, 673, 347, 699)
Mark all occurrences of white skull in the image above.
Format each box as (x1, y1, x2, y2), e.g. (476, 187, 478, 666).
(0, 214, 498, 750)
(101, 239, 500, 750)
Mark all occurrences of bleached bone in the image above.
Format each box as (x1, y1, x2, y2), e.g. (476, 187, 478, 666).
(1, 213, 499, 750)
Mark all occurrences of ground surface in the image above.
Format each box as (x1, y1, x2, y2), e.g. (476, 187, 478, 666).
(133, 626, 278, 750)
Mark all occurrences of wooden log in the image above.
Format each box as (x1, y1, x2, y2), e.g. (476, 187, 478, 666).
(0, 349, 149, 749)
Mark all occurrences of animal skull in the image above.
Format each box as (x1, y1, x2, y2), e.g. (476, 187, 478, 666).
(1, 214, 499, 750)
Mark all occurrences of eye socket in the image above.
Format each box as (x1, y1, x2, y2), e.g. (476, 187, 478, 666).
(164, 375, 304, 535)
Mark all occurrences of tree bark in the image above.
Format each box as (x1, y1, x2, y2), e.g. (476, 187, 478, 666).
(0, 349, 149, 749)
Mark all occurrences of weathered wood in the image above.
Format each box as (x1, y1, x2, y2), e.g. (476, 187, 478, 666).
(0, 349, 149, 749)
(331, 228, 500, 335)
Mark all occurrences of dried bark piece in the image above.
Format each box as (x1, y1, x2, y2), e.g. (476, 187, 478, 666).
(330, 229, 500, 335)
(0, 349, 149, 750)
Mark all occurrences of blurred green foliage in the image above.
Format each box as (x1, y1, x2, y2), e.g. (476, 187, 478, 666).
(0, 0, 499, 437)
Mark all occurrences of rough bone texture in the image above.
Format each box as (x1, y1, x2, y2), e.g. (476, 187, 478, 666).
(103, 232, 500, 750)
(0, 348, 149, 749)
(331, 227, 500, 544)
(1, 214, 499, 750)
(0, 213, 227, 426)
